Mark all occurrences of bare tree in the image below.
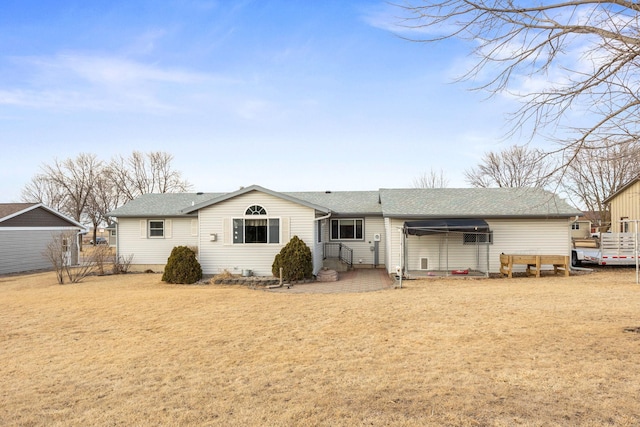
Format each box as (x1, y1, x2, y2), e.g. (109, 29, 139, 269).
(398, 1, 640, 164)
(43, 231, 94, 284)
(21, 173, 68, 213)
(413, 168, 449, 188)
(561, 140, 640, 228)
(84, 173, 122, 246)
(465, 145, 555, 188)
(23, 151, 191, 243)
(22, 153, 101, 223)
(107, 151, 192, 202)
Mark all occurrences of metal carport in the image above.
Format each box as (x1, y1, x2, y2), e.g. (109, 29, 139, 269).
(402, 218, 491, 277)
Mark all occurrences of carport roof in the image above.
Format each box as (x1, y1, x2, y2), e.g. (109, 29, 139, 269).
(379, 188, 581, 218)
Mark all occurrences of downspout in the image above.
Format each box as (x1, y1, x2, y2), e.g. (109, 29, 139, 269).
(315, 212, 332, 222)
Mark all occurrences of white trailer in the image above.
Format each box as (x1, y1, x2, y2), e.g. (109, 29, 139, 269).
(572, 232, 640, 266)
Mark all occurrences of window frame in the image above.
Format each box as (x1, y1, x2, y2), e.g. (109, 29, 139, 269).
(233, 205, 280, 244)
(148, 220, 165, 238)
(330, 218, 364, 241)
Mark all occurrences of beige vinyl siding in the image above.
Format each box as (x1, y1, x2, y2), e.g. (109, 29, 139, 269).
(320, 216, 386, 268)
(387, 218, 571, 274)
(404, 232, 489, 271)
(313, 218, 327, 275)
(609, 181, 640, 230)
(387, 218, 405, 274)
(343, 216, 385, 267)
(384, 217, 394, 272)
(488, 218, 571, 272)
(197, 191, 317, 276)
(0, 228, 79, 275)
(117, 217, 198, 266)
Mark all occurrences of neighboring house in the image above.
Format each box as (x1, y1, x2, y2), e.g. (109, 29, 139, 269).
(604, 178, 640, 232)
(106, 224, 117, 247)
(0, 203, 86, 275)
(571, 219, 592, 239)
(107, 185, 581, 277)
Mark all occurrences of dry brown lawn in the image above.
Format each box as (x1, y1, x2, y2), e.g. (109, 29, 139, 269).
(2, 268, 640, 426)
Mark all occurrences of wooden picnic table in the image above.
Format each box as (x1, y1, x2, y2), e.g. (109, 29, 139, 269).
(500, 254, 570, 278)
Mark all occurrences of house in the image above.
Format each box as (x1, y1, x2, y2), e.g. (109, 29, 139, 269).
(0, 203, 86, 275)
(604, 177, 640, 232)
(107, 185, 581, 277)
(571, 219, 592, 239)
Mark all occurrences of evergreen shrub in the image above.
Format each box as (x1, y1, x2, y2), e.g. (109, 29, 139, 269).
(272, 235, 313, 281)
(162, 246, 203, 284)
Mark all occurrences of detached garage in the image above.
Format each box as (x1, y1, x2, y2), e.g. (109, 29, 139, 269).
(0, 203, 86, 275)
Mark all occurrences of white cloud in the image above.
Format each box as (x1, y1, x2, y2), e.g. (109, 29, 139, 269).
(19, 53, 211, 86)
(0, 53, 238, 114)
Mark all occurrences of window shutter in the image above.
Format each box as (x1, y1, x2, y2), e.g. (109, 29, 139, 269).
(191, 219, 198, 236)
(281, 217, 290, 243)
(140, 220, 147, 238)
(223, 218, 231, 245)
(165, 220, 172, 238)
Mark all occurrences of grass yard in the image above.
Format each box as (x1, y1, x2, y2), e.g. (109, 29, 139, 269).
(2, 268, 640, 426)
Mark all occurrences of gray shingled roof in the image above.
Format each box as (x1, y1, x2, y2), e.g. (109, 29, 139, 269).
(107, 193, 222, 217)
(107, 187, 581, 219)
(379, 188, 581, 218)
(183, 185, 331, 214)
(286, 191, 381, 215)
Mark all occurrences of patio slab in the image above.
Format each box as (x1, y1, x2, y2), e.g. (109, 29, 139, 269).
(267, 268, 393, 294)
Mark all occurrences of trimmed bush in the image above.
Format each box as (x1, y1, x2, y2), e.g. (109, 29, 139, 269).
(162, 246, 203, 284)
(272, 235, 313, 281)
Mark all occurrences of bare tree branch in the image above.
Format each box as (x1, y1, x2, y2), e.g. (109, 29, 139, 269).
(413, 168, 450, 188)
(106, 151, 192, 201)
(399, 1, 640, 165)
(465, 144, 556, 188)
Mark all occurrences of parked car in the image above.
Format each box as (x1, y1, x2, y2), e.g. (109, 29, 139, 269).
(90, 237, 108, 245)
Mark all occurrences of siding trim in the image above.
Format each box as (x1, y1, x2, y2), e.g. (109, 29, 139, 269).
(0, 226, 81, 231)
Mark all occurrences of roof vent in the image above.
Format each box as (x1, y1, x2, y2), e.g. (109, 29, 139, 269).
(197, 192, 203, 195)
(325, 190, 332, 194)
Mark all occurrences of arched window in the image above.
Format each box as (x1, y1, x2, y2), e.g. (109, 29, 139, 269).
(245, 205, 267, 215)
(233, 205, 279, 244)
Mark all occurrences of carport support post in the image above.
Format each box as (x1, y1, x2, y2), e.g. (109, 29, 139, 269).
(486, 230, 490, 278)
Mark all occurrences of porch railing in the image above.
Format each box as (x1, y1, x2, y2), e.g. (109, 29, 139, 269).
(323, 242, 353, 268)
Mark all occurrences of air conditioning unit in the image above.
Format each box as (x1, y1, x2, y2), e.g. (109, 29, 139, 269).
(373, 233, 381, 242)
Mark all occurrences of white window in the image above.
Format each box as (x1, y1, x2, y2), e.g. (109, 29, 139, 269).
(571, 223, 580, 230)
(331, 219, 363, 240)
(463, 232, 493, 245)
(149, 220, 164, 238)
(620, 217, 629, 232)
(233, 205, 280, 244)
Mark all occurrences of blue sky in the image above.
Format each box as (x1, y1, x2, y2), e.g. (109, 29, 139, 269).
(0, 0, 524, 201)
